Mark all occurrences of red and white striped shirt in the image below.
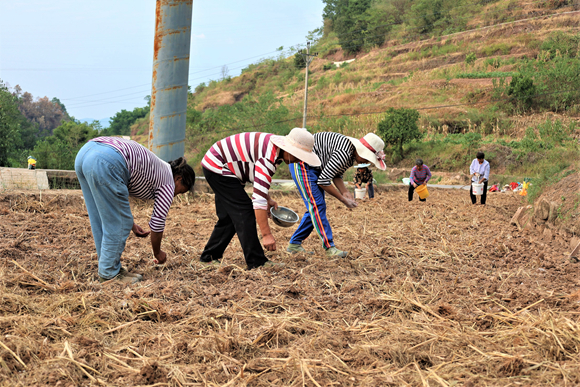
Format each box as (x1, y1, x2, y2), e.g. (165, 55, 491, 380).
(201, 132, 280, 210)
(90, 137, 175, 233)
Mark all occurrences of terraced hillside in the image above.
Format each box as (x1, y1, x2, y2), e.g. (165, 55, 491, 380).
(130, 0, 579, 187)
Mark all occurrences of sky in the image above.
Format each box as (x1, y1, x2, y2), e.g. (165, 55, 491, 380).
(0, 0, 324, 121)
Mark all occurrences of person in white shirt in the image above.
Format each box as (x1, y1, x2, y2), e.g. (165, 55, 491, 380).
(469, 151, 490, 205)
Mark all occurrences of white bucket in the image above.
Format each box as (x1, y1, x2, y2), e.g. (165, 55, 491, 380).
(402, 178, 410, 185)
(354, 188, 366, 199)
(472, 183, 484, 195)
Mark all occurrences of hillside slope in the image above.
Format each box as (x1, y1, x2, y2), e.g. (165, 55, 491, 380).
(132, 0, 579, 188)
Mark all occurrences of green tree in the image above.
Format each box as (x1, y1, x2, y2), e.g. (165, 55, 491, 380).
(334, 0, 372, 54)
(408, 0, 452, 35)
(107, 106, 149, 136)
(294, 53, 306, 69)
(0, 82, 22, 166)
(32, 120, 100, 170)
(507, 74, 536, 111)
(377, 107, 421, 161)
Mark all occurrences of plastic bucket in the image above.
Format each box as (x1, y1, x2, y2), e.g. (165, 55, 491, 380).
(354, 188, 366, 199)
(472, 183, 484, 195)
(402, 177, 410, 185)
(415, 184, 429, 199)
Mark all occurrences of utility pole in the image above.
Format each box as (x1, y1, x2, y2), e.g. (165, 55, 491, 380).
(300, 42, 318, 128)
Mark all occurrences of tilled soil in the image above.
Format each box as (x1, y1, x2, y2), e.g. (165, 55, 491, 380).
(0, 188, 579, 386)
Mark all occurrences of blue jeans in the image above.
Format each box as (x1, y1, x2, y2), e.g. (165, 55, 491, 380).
(289, 162, 335, 249)
(75, 141, 133, 279)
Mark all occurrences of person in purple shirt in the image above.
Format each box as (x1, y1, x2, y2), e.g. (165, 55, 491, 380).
(408, 158, 431, 202)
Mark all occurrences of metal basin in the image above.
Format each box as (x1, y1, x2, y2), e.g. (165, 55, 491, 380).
(270, 206, 299, 227)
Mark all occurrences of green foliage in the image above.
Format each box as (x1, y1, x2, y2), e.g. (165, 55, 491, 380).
(194, 82, 207, 94)
(511, 57, 580, 112)
(294, 53, 306, 69)
(32, 120, 100, 170)
(327, 0, 393, 54)
(186, 92, 294, 166)
(526, 163, 574, 203)
(540, 31, 580, 59)
(465, 52, 477, 66)
(507, 74, 536, 110)
(377, 107, 421, 160)
(456, 71, 515, 79)
(0, 80, 40, 167)
(105, 106, 149, 136)
(481, 42, 514, 57)
(316, 76, 330, 91)
(0, 83, 22, 166)
(322, 63, 336, 71)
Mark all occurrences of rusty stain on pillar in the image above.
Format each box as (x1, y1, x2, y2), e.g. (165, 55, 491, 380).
(149, 0, 193, 161)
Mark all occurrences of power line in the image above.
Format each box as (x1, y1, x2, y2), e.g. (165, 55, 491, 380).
(64, 61, 256, 109)
(60, 49, 286, 102)
(61, 2, 562, 108)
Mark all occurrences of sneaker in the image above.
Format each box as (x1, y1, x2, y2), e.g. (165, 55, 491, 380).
(120, 267, 143, 281)
(325, 246, 348, 258)
(286, 243, 314, 255)
(99, 269, 141, 284)
(261, 261, 285, 268)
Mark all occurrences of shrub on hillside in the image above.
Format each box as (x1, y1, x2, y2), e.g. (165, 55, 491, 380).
(377, 107, 421, 162)
(540, 31, 580, 59)
(519, 57, 580, 112)
(294, 53, 306, 69)
(507, 74, 536, 111)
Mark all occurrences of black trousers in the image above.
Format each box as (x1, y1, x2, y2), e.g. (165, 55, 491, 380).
(408, 183, 426, 202)
(470, 181, 488, 204)
(200, 168, 268, 269)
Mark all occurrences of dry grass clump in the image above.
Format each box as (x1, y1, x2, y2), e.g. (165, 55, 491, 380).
(0, 189, 578, 386)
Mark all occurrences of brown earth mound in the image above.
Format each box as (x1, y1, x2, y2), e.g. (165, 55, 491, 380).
(0, 188, 578, 386)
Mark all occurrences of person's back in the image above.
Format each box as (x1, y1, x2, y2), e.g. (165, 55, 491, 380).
(27, 156, 36, 170)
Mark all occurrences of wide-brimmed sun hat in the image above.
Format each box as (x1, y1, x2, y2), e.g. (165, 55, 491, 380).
(347, 133, 386, 170)
(271, 128, 321, 167)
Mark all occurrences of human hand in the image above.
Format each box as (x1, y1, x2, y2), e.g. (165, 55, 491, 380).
(262, 234, 276, 251)
(132, 223, 150, 238)
(343, 198, 358, 209)
(343, 191, 354, 201)
(154, 250, 167, 264)
(413, 183, 418, 188)
(266, 197, 278, 215)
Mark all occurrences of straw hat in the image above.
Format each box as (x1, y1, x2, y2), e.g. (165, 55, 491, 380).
(347, 133, 386, 170)
(271, 128, 321, 167)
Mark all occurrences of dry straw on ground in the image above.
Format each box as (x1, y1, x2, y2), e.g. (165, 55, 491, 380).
(0, 188, 578, 386)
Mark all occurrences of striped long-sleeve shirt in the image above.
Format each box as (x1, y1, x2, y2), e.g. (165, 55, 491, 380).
(90, 137, 175, 233)
(201, 132, 280, 210)
(312, 132, 356, 186)
(410, 165, 432, 185)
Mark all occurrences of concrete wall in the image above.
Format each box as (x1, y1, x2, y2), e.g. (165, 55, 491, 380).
(0, 168, 50, 190)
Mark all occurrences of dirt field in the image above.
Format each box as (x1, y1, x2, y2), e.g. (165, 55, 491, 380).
(0, 188, 579, 386)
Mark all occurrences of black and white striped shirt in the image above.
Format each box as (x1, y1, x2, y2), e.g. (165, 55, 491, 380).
(90, 137, 175, 233)
(312, 132, 355, 186)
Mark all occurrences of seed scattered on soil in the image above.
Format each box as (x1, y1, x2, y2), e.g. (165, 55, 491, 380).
(0, 188, 578, 386)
